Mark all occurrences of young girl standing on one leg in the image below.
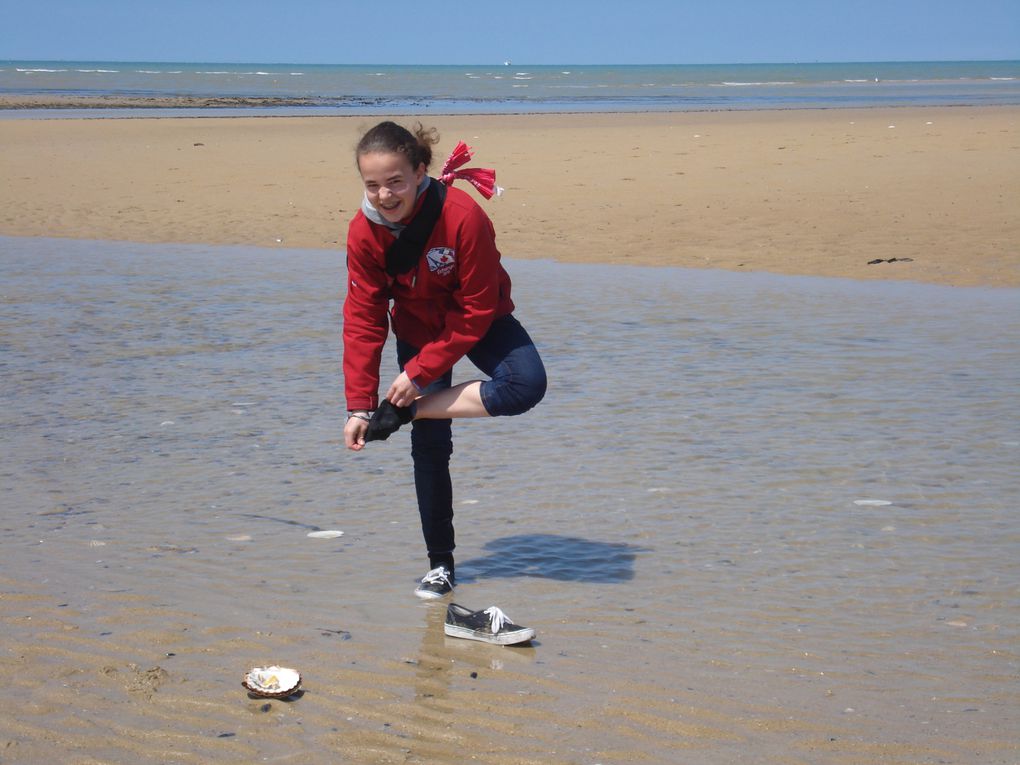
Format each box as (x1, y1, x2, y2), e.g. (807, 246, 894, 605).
(342, 121, 547, 599)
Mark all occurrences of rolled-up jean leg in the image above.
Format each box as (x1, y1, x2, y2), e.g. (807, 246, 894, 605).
(468, 315, 547, 417)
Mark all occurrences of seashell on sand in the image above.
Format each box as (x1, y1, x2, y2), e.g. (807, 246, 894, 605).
(243, 665, 301, 698)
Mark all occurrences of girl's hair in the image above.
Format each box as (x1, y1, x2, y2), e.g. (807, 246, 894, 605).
(355, 121, 439, 171)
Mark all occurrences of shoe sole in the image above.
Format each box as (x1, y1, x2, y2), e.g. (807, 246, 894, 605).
(414, 588, 452, 600)
(444, 624, 535, 645)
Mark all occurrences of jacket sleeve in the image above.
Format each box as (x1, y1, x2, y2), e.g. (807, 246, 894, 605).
(342, 226, 390, 411)
(402, 205, 501, 388)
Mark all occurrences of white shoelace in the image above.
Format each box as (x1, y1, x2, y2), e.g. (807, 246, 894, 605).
(483, 606, 510, 633)
(421, 567, 451, 585)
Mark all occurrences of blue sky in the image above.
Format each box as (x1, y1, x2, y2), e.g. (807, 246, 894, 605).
(2, 0, 1018, 64)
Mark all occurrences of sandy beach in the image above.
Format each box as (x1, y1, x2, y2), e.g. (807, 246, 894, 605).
(2, 106, 1019, 764)
(1, 106, 1018, 287)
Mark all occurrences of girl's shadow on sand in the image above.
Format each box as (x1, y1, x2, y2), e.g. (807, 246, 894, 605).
(457, 534, 647, 584)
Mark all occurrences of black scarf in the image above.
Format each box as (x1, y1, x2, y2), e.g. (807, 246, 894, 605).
(385, 180, 447, 276)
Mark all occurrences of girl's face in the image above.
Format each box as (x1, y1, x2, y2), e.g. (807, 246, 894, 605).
(358, 151, 426, 224)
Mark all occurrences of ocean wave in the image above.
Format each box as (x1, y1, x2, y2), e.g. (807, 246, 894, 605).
(77, 69, 119, 73)
(719, 81, 796, 86)
(16, 68, 68, 73)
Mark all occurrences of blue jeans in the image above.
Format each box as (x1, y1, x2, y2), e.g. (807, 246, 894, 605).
(397, 314, 547, 566)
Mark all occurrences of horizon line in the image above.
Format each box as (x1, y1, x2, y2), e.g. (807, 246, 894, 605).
(3, 57, 1019, 68)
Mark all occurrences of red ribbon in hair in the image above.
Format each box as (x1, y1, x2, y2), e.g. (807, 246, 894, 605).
(439, 141, 503, 199)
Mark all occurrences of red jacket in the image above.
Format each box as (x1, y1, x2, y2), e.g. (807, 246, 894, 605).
(343, 183, 515, 411)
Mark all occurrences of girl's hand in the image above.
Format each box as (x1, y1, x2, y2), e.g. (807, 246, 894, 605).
(386, 372, 419, 408)
(344, 414, 369, 451)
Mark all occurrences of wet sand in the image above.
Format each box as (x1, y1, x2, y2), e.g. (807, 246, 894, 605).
(1, 106, 1018, 287)
(2, 105, 1019, 762)
(2, 236, 1018, 763)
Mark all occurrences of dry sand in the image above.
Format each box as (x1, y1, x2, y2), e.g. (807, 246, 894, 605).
(1, 106, 1018, 287)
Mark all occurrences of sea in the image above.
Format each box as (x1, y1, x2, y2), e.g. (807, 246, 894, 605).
(2, 59, 1020, 117)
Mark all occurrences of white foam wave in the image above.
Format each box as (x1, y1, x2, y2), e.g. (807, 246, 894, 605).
(990, 77, 1015, 81)
(719, 81, 796, 86)
(844, 79, 871, 83)
(17, 68, 67, 73)
(77, 69, 119, 73)
(288, 72, 303, 76)
(195, 71, 230, 75)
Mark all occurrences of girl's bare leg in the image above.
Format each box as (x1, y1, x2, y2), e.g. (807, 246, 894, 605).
(413, 381, 490, 419)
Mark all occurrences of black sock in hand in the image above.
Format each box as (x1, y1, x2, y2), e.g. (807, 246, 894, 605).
(364, 400, 414, 442)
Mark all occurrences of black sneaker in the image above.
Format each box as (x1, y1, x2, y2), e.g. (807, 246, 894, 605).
(364, 400, 414, 442)
(414, 565, 454, 600)
(444, 604, 535, 645)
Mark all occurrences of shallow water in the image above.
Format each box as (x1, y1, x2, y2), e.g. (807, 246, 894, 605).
(1, 236, 1018, 764)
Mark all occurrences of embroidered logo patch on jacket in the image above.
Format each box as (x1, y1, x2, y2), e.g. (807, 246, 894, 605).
(425, 247, 456, 276)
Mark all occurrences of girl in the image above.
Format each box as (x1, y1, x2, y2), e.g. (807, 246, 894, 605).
(342, 121, 547, 599)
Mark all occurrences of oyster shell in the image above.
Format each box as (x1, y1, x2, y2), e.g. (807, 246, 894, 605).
(242, 665, 301, 698)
